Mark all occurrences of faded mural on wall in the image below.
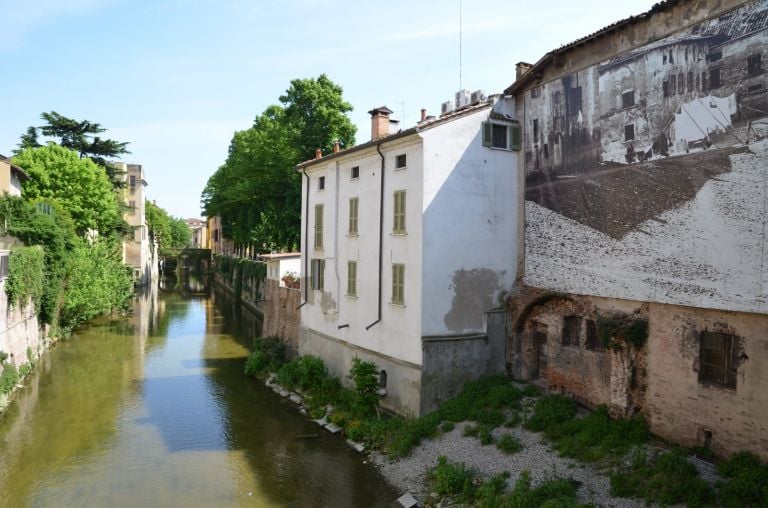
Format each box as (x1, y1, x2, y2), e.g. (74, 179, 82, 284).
(524, 0, 768, 314)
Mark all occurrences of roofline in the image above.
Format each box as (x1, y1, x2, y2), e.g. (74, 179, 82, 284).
(295, 101, 494, 170)
(0, 154, 30, 180)
(504, 0, 680, 95)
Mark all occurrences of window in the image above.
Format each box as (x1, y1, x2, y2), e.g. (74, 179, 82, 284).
(699, 331, 736, 389)
(701, 72, 708, 91)
(314, 204, 323, 250)
(391, 263, 404, 304)
(213, 229, 219, 242)
(561, 316, 581, 347)
(678, 73, 685, 94)
(395, 154, 407, 169)
(351, 166, 360, 179)
(311, 259, 325, 290)
(687, 71, 694, 93)
(129, 175, 136, 188)
(622, 90, 635, 108)
(481, 122, 521, 150)
(36, 202, 53, 216)
(663, 53, 667, 65)
(625, 124, 635, 142)
(707, 51, 722, 62)
(393, 190, 406, 234)
(348, 197, 359, 235)
(663, 80, 670, 98)
(669, 50, 674, 64)
(0, 253, 8, 279)
(710, 68, 721, 89)
(747, 54, 762, 77)
(670, 75, 677, 96)
(533, 119, 539, 143)
(530, 87, 541, 98)
(347, 261, 357, 296)
(318, 176, 325, 190)
(585, 320, 604, 351)
(128, 200, 136, 215)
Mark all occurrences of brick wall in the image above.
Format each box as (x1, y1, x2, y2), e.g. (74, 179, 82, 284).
(261, 279, 300, 354)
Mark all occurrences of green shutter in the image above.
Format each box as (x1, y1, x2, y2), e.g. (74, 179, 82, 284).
(349, 198, 358, 234)
(510, 123, 522, 151)
(393, 190, 406, 234)
(347, 261, 357, 296)
(482, 121, 492, 147)
(314, 204, 323, 249)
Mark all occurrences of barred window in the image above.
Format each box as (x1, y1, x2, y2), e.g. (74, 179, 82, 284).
(699, 331, 736, 389)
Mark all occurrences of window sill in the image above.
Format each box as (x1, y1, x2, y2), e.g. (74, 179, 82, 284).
(394, 166, 407, 171)
(347, 233, 359, 238)
(391, 232, 407, 237)
(389, 301, 406, 308)
(346, 294, 358, 300)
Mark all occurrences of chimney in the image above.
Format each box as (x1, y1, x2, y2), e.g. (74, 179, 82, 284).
(516, 61, 533, 80)
(315, 148, 322, 159)
(368, 106, 394, 141)
(333, 140, 340, 153)
(420, 108, 427, 122)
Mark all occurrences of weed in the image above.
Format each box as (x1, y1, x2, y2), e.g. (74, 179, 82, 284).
(524, 394, 577, 433)
(609, 448, 715, 507)
(504, 411, 522, 428)
(716, 451, 768, 507)
(349, 358, 380, 416)
(496, 433, 523, 454)
(428, 456, 476, 501)
(19, 363, 31, 378)
(478, 426, 494, 445)
(440, 421, 455, 433)
(464, 424, 480, 437)
(244, 336, 286, 376)
(0, 364, 19, 394)
(522, 384, 541, 397)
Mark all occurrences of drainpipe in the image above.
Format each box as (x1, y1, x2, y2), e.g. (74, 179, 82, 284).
(366, 141, 386, 330)
(297, 168, 310, 310)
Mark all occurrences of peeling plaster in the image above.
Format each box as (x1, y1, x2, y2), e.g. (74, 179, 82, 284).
(443, 268, 500, 332)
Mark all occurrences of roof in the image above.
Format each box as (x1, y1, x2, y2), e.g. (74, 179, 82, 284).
(296, 100, 494, 170)
(504, 0, 681, 95)
(0, 154, 30, 181)
(259, 252, 301, 260)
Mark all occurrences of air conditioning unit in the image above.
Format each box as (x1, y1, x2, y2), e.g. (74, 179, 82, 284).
(455, 89, 470, 108)
(441, 100, 454, 115)
(471, 89, 487, 104)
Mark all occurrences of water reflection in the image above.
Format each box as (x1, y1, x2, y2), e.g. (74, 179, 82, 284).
(0, 279, 397, 507)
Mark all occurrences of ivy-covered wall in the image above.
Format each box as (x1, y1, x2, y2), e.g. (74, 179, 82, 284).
(212, 255, 267, 315)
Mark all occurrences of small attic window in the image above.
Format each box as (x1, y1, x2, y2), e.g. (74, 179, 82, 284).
(318, 176, 325, 190)
(351, 166, 360, 179)
(395, 154, 407, 169)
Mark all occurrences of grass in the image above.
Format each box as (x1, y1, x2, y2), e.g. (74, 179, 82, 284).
(716, 452, 768, 507)
(609, 448, 715, 507)
(496, 433, 523, 454)
(428, 456, 586, 507)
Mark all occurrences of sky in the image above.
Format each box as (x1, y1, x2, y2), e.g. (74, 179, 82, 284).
(0, 0, 658, 219)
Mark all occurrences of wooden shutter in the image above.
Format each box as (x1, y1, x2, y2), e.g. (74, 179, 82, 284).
(392, 264, 404, 304)
(347, 261, 357, 296)
(482, 121, 492, 147)
(393, 191, 406, 233)
(314, 204, 323, 249)
(510, 123, 522, 150)
(349, 198, 358, 234)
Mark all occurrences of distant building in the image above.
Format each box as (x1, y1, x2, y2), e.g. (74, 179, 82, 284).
(260, 252, 301, 287)
(114, 162, 156, 286)
(206, 215, 233, 256)
(186, 218, 208, 249)
(0, 155, 29, 196)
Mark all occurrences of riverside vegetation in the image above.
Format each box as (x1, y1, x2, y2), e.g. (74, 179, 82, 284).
(245, 336, 768, 508)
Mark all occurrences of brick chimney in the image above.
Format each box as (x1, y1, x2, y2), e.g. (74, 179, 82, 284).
(333, 140, 340, 153)
(516, 61, 533, 80)
(368, 106, 394, 141)
(420, 108, 427, 122)
(315, 148, 322, 159)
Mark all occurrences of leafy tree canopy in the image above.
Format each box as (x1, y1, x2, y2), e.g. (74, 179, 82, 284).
(145, 200, 192, 257)
(201, 74, 356, 251)
(13, 144, 124, 237)
(16, 111, 130, 185)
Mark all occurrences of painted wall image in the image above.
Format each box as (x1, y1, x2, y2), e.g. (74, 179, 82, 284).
(524, 0, 768, 314)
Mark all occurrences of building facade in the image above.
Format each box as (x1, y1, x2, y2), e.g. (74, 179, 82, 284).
(0, 155, 29, 197)
(297, 99, 518, 415)
(114, 163, 157, 286)
(186, 218, 208, 249)
(507, 0, 768, 459)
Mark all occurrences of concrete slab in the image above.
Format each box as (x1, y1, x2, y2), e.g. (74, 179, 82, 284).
(396, 492, 418, 508)
(324, 423, 342, 435)
(346, 439, 365, 453)
(313, 416, 328, 427)
(289, 394, 303, 405)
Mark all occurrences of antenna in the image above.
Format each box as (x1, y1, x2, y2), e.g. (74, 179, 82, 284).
(459, 0, 463, 90)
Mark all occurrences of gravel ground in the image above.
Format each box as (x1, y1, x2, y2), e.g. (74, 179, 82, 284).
(370, 420, 720, 507)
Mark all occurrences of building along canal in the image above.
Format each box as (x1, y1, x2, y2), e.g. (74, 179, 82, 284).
(0, 277, 398, 507)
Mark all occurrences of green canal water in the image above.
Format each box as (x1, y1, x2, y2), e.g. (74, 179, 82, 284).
(0, 279, 399, 507)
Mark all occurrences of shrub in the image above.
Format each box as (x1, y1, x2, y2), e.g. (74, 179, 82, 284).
(349, 358, 380, 416)
(497, 433, 523, 454)
(478, 426, 494, 445)
(522, 384, 541, 397)
(429, 456, 476, 501)
(504, 411, 522, 428)
(440, 421, 455, 433)
(0, 364, 19, 394)
(276, 355, 327, 391)
(244, 336, 286, 376)
(19, 363, 31, 378)
(717, 452, 768, 507)
(609, 448, 715, 507)
(524, 395, 577, 432)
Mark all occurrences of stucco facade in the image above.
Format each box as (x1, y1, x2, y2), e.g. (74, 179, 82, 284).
(506, 0, 768, 459)
(298, 99, 518, 415)
(0, 156, 28, 197)
(114, 163, 157, 286)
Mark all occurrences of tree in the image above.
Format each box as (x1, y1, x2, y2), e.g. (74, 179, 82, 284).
(18, 111, 130, 185)
(145, 200, 192, 257)
(13, 144, 124, 237)
(201, 74, 356, 251)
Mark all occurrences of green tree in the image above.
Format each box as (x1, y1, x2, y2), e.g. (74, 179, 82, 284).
(145, 200, 191, 256)
(18, 111, 130, 185)
(13, 144, 124, 236)
(201, 74, 356, 251)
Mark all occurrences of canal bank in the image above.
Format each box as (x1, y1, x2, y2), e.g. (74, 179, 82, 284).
(0, 278, 398, 507)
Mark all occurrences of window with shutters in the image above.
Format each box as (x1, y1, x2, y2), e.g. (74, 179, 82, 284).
(310, 259, 325, 291)
(481, 121, 521, 151)
(699, 331, 736, 389)
(348, 197, 359, 235)
(391, 263, 404, 305)
(314, 204, 323, 250)
(347, 261, 357, 296)
(393, 190, 406, 234)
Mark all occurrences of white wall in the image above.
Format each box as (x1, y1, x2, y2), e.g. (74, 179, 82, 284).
(420, 103, 518, 336)
(300, 137, 424, 366)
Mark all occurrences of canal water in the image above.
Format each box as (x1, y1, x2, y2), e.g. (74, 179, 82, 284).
(0, 278, 399, 507)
